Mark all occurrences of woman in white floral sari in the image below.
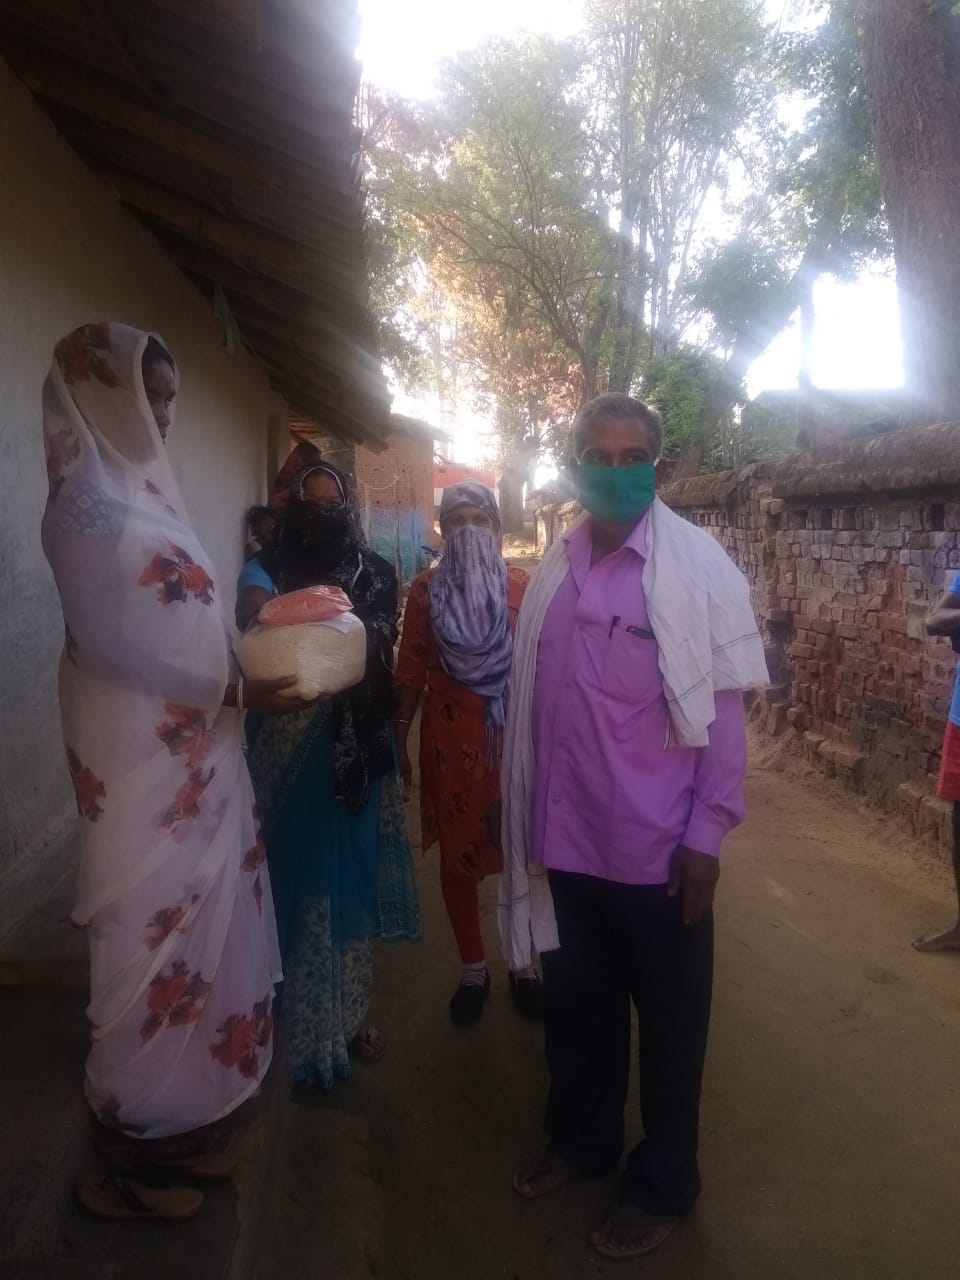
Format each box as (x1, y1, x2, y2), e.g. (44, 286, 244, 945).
(41, 323, 303, 1220)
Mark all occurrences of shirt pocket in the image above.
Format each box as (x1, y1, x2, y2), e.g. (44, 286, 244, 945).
(604, 620, 663, 708)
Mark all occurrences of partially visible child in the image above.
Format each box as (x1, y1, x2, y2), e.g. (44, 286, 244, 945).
(245, 505, 277, 562)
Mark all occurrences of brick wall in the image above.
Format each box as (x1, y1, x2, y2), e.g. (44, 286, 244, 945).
(534, 499, 581, 552)
(538, 424, 960, 848)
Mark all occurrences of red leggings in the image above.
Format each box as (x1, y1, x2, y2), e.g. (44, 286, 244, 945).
(440, 863, 485, 964)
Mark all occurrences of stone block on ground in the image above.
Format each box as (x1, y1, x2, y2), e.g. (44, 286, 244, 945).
(896, 782, 930, 830)
(831, 746, 867, 781)
(767, 702, 789, 737)
(786, 704, 807, 732)
(803, 731, 826, 763)
(919, 795, 953, 848)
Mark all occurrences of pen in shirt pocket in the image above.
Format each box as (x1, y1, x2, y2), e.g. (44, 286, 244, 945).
(608, 615, 655, 640)
(626, 624, 655, 640)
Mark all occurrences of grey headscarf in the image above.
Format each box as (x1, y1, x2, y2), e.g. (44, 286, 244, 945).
(431, 482, 512, 763)
(438, 481, 501, 530)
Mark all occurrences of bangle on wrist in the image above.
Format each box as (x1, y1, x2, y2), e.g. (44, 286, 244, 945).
(393, 717, 410, 725)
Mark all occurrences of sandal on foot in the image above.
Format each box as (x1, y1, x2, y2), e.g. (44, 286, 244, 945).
(74, 1172, 203, 1221)
(512, 1149, 573, 1200)
(590, 1204, 680, 1259)
(100, 1144, 239, 1183)
(349, 1026, 386, 1064)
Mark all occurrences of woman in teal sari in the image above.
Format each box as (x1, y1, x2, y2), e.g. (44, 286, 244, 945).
(237, 446, 420, 1088)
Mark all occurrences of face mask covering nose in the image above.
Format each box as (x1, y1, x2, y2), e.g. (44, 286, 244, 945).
(575, 462, 656, 522)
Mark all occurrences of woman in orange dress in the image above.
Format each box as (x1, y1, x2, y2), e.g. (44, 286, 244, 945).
(394, 482, 541, 1025)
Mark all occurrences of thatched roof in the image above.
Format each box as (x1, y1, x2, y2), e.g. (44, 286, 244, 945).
(660, 422, 960, 509)
(771, 421, 960, 500)
(659, 466, 762, 509)
(0, 0, 391, 448)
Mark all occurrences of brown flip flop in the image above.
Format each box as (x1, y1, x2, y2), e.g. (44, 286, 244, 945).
(102, 1144, 239, 1183)
(74, 1172, 203, 1221)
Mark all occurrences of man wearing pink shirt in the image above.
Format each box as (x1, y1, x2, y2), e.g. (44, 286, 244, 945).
(509, 394, 753, 1260)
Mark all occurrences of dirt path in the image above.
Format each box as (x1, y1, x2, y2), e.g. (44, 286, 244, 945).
(341, 748, 960, 1280)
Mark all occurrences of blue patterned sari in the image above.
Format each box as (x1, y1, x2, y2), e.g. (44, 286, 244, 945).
(247, 703, 420, 1088)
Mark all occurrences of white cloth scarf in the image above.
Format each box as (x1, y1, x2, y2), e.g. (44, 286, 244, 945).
(497, 499, 769, 972)
(42, 323, 281, 1138)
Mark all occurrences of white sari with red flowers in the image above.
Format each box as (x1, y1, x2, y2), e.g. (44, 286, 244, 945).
(41, 323, 281, 1139)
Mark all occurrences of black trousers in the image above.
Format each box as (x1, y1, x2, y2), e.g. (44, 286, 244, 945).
(541, 869, 713, 1218)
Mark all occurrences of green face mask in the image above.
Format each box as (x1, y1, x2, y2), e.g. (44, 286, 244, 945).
(576, 462, 656, 522)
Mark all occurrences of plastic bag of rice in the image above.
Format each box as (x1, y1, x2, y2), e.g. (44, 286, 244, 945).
(237, 612, 367, 700)
(259, 584, 353, 626)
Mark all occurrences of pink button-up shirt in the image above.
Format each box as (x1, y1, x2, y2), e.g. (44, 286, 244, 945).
(531, 515, 746, 885)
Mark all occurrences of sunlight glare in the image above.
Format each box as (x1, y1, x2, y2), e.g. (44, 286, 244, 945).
(359, 0, 584, 98)
(748, 273, 903, 394)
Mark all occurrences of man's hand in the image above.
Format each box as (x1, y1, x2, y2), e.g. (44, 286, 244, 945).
(667, 846, 719, 926)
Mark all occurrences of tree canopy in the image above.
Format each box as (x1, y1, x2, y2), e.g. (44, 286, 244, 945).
(363, 0, 893, 475)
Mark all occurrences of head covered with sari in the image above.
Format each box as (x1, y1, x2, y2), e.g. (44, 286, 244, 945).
(42, 322, 224, 709)
(430, 481, 513, 761)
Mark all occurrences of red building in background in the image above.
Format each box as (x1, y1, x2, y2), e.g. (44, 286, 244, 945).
(433, 460, 499, 509)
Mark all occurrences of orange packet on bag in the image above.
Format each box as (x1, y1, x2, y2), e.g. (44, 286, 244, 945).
(258, 585, 353, 626)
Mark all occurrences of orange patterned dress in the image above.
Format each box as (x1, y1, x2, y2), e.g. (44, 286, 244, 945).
(396, 565, 529, 880)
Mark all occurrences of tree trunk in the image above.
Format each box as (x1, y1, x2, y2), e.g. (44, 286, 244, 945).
(497, 465, 526, 535)
(795, 268, 816, 442)
(858, 0, 960, 424)
(580, 358, 599, 404)
(606, 16, 646, 395)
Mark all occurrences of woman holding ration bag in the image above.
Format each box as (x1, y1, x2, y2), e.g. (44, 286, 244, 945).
(236, 444, 420, 1090)
(394, 482, 540, 1026)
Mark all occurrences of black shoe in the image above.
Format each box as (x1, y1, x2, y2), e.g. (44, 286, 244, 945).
(449, 971, 490, 1026)
(509, 972, 544, 1020)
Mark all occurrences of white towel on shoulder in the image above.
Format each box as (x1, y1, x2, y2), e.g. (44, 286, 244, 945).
(498, 498, 769, 972)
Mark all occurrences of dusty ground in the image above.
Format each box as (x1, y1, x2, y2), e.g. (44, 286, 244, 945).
(5, 720, 960, 1279)
(340, 741, 960, 1280)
